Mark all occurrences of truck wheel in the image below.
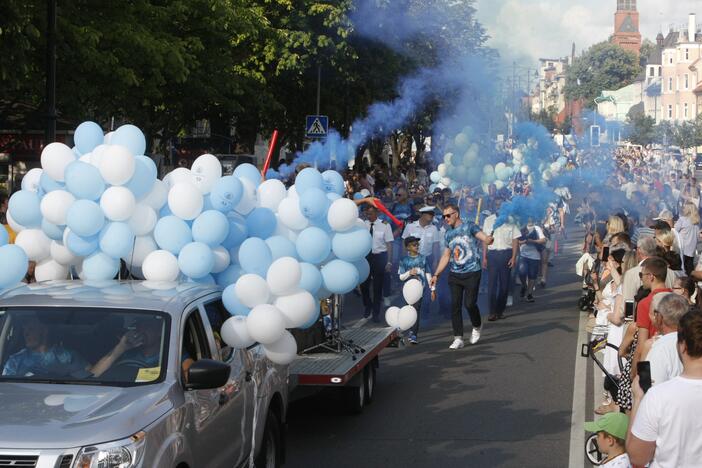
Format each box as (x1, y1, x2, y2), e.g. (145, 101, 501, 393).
(364, 364, 376, 404)
(345, 376, 366, 414)
(254, 410, 282, 468)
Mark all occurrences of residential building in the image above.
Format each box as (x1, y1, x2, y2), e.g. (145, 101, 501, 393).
(531, 57, 569, 116)
(660, 14, 702, 122)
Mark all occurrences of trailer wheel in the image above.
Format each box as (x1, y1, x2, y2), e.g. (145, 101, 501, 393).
(345, 375, 366, 414)
(364, 364, 376, 404)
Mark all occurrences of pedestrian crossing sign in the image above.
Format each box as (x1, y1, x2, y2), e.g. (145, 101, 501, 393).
(306, 115, 329, 138)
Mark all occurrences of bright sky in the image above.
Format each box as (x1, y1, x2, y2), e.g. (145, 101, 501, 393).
(476, 0, 701, 65)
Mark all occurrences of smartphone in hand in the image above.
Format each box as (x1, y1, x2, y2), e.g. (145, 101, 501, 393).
(625, 301, 635, 319)
(602, 246, 610, 262)
(637, 361, 652, 393)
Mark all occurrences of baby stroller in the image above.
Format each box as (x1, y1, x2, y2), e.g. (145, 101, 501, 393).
(580, 329, 626, 465)
(577, 258, 600, 313)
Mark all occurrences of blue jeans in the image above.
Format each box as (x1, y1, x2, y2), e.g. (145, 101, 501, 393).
(487, 249, 512, 317)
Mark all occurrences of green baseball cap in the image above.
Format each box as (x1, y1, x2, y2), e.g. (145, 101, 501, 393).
(584, 412, 629, 440)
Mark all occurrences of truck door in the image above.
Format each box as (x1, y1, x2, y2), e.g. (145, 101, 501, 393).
(201, 299, 255, 466)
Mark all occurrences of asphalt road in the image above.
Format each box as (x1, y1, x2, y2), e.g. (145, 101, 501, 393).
(285, 234, 588, 468)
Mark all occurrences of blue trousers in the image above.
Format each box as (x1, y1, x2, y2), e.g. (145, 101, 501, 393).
(487, 249, 512, 317)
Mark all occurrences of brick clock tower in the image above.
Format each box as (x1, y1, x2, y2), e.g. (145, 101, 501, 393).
(612, 0, 641, 56)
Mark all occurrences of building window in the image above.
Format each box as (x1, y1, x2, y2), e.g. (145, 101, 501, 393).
(685, 74, 689, 89)
(649, 67, 654, 77)
(686, 49, 690, 61)
(669, 77, 673, 91)
(668, 105, 673, 118)
(669, 54, 673, 64)
(658, 66, 662, 76)
(685, 103, 689, 118)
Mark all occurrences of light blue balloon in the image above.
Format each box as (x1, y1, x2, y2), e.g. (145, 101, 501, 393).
(82, 252, 119, 280)
(245, 208, 277, 239)
(202, 194, 215, 212)
(72, 146, 82, 157)
(154, 216, 192, 254)
(294, 167, 324, 195)
(42, 219, 65, 241)
(192, 210, 229, 247)
(99, 222, 135, 259)
(299, 187, 329, 220)
(0, 244, 28, 288)
(295, 227, 331, 264)
(187, 274, 216, 285)
(238, 237, 272, 277)
(222, 213, 248, 248)
(66, 200, 105, 237)
(353, 192, 364, 200)
(265, 236, 297, 260)
(316, 285, 332, 300)
(321, 259, 359, 294)
(233, 163, 261, 187)
(178, 242, 215, 279)
(430, 171, 441, 183)
(0, 226, 8, 247)
(222, 284, 251, 316)
(311, 214, 333, 232)
(322, 170, 345, 195)
(210, 176, 243, 212)
(74, 121, 104, 154)
(8, 190, 42, 227)
(429, 183, 437, 192)
(326, 192, 341, 202)
(125, 155, 157, 199)
(299, 304, 320, 329)
(299, 262, 323, 295)
(354, 258, 370, 283)
(159, 203, 173, 218)
(111, 124, 146, 156)
(215, 263, 242, 287)
(66, 231, 99, 257)
(64, 161, 105, 200)
(40, 173, 65, 193)
(332, 227, 372, 262)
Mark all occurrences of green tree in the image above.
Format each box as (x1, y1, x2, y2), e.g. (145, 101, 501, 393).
(672, 122, 698, 150)
(564, 42, 640, 106)
(626, 113, 656, 146)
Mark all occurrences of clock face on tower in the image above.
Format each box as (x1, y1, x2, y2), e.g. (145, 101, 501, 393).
(619, 15, 636, 33)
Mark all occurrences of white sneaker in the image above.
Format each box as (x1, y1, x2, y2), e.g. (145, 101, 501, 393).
(506, 295, 513, 307)
(449, 338, 465, 349)
(470, 326, 482, 344)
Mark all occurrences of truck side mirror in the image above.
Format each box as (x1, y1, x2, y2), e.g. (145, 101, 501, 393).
(185, 359, 231, 390)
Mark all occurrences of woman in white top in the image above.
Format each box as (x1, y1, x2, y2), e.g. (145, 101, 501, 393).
(674, 202, 700, 275)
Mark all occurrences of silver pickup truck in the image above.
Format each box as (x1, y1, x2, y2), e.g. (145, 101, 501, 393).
(0, 280, 288, 468)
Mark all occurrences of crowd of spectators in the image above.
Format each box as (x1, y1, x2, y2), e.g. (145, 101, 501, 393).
(578, 145, 702, 467)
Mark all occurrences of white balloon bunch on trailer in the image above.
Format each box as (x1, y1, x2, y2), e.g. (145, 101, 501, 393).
(0, 121, 375, 365)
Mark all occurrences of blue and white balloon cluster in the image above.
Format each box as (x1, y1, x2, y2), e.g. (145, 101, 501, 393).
(0, 121, 373, 365)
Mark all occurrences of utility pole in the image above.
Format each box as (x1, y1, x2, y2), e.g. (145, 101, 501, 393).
(45, 0, 57, 144)
(511, 61, 517, 135)
(316, 64, 321, 115)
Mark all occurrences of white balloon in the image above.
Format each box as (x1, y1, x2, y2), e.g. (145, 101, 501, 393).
(246, 304, 286, 345)
(104, 132, 115, 145)
(437, 163, 447, 177)
(164, 167, 194, 187)
(99, 145, 135, 185)
(287, 185, 299, 199)
(90, 144, 109, 168)
(257, 179, 288, 212)
(385, 306, 400, 328)
(398, 305, 418, 331)
(360, 189, 370, 198)
(168, 182, 203, 220)
(495, 162, 506, 172)
(327, 198, 359, 232)
(127, 235, 158, 267)
(15, 229, 51, 261)
(79, 153, 92, 164)
(402, 279, 423, 305)
(191, 154, 222, 194)
(128, 204, 157, 236)
(234, 178, 257, 215)
(520, 165, 530, 175)
(266, 257, 301, 296)
(278, 197, 309, 231)
(211, 246, 230, 274)
(21, 168, 43, 193)
(141, 179, 168, 211)
(6, 210, 26, 233)
(274, 290, 317, 329)
(40, 190, 75, 226)
(262, 330, 298, 365)
(100, 186, 136, 221)
(221, 316, 255, 349)
(142, 250, 179, 281)
(440, 177, 451, 187)
(495, 180, 505, 190)
(41, 142, 76, 181)
(50, 240, 80, 265)
(34, 259, 69, 282)
(235, 273, 271, 308)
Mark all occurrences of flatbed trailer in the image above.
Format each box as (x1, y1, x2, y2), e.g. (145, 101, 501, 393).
(288, 325, 399, 413)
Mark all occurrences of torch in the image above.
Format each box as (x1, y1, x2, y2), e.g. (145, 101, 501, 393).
(261, 129, 279, 180)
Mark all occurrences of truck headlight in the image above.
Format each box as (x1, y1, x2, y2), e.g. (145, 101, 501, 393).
(75, 431, 146, 468)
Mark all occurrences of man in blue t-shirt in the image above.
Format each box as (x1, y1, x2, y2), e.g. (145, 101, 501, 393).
(431, 203, 494, 350)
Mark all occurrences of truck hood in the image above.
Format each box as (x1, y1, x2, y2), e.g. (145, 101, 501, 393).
(0, 382, 174, 449)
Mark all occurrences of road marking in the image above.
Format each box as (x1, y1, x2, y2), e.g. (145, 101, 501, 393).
(568, 311, 588, 468)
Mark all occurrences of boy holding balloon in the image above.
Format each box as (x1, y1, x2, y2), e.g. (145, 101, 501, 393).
(398, 236, 436, 344)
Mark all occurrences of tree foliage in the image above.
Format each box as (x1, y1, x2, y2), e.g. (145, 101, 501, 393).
(564, 42, 641, 106)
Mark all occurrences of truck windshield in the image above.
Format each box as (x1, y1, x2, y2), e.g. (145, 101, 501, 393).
(0, 307, 169, 387)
